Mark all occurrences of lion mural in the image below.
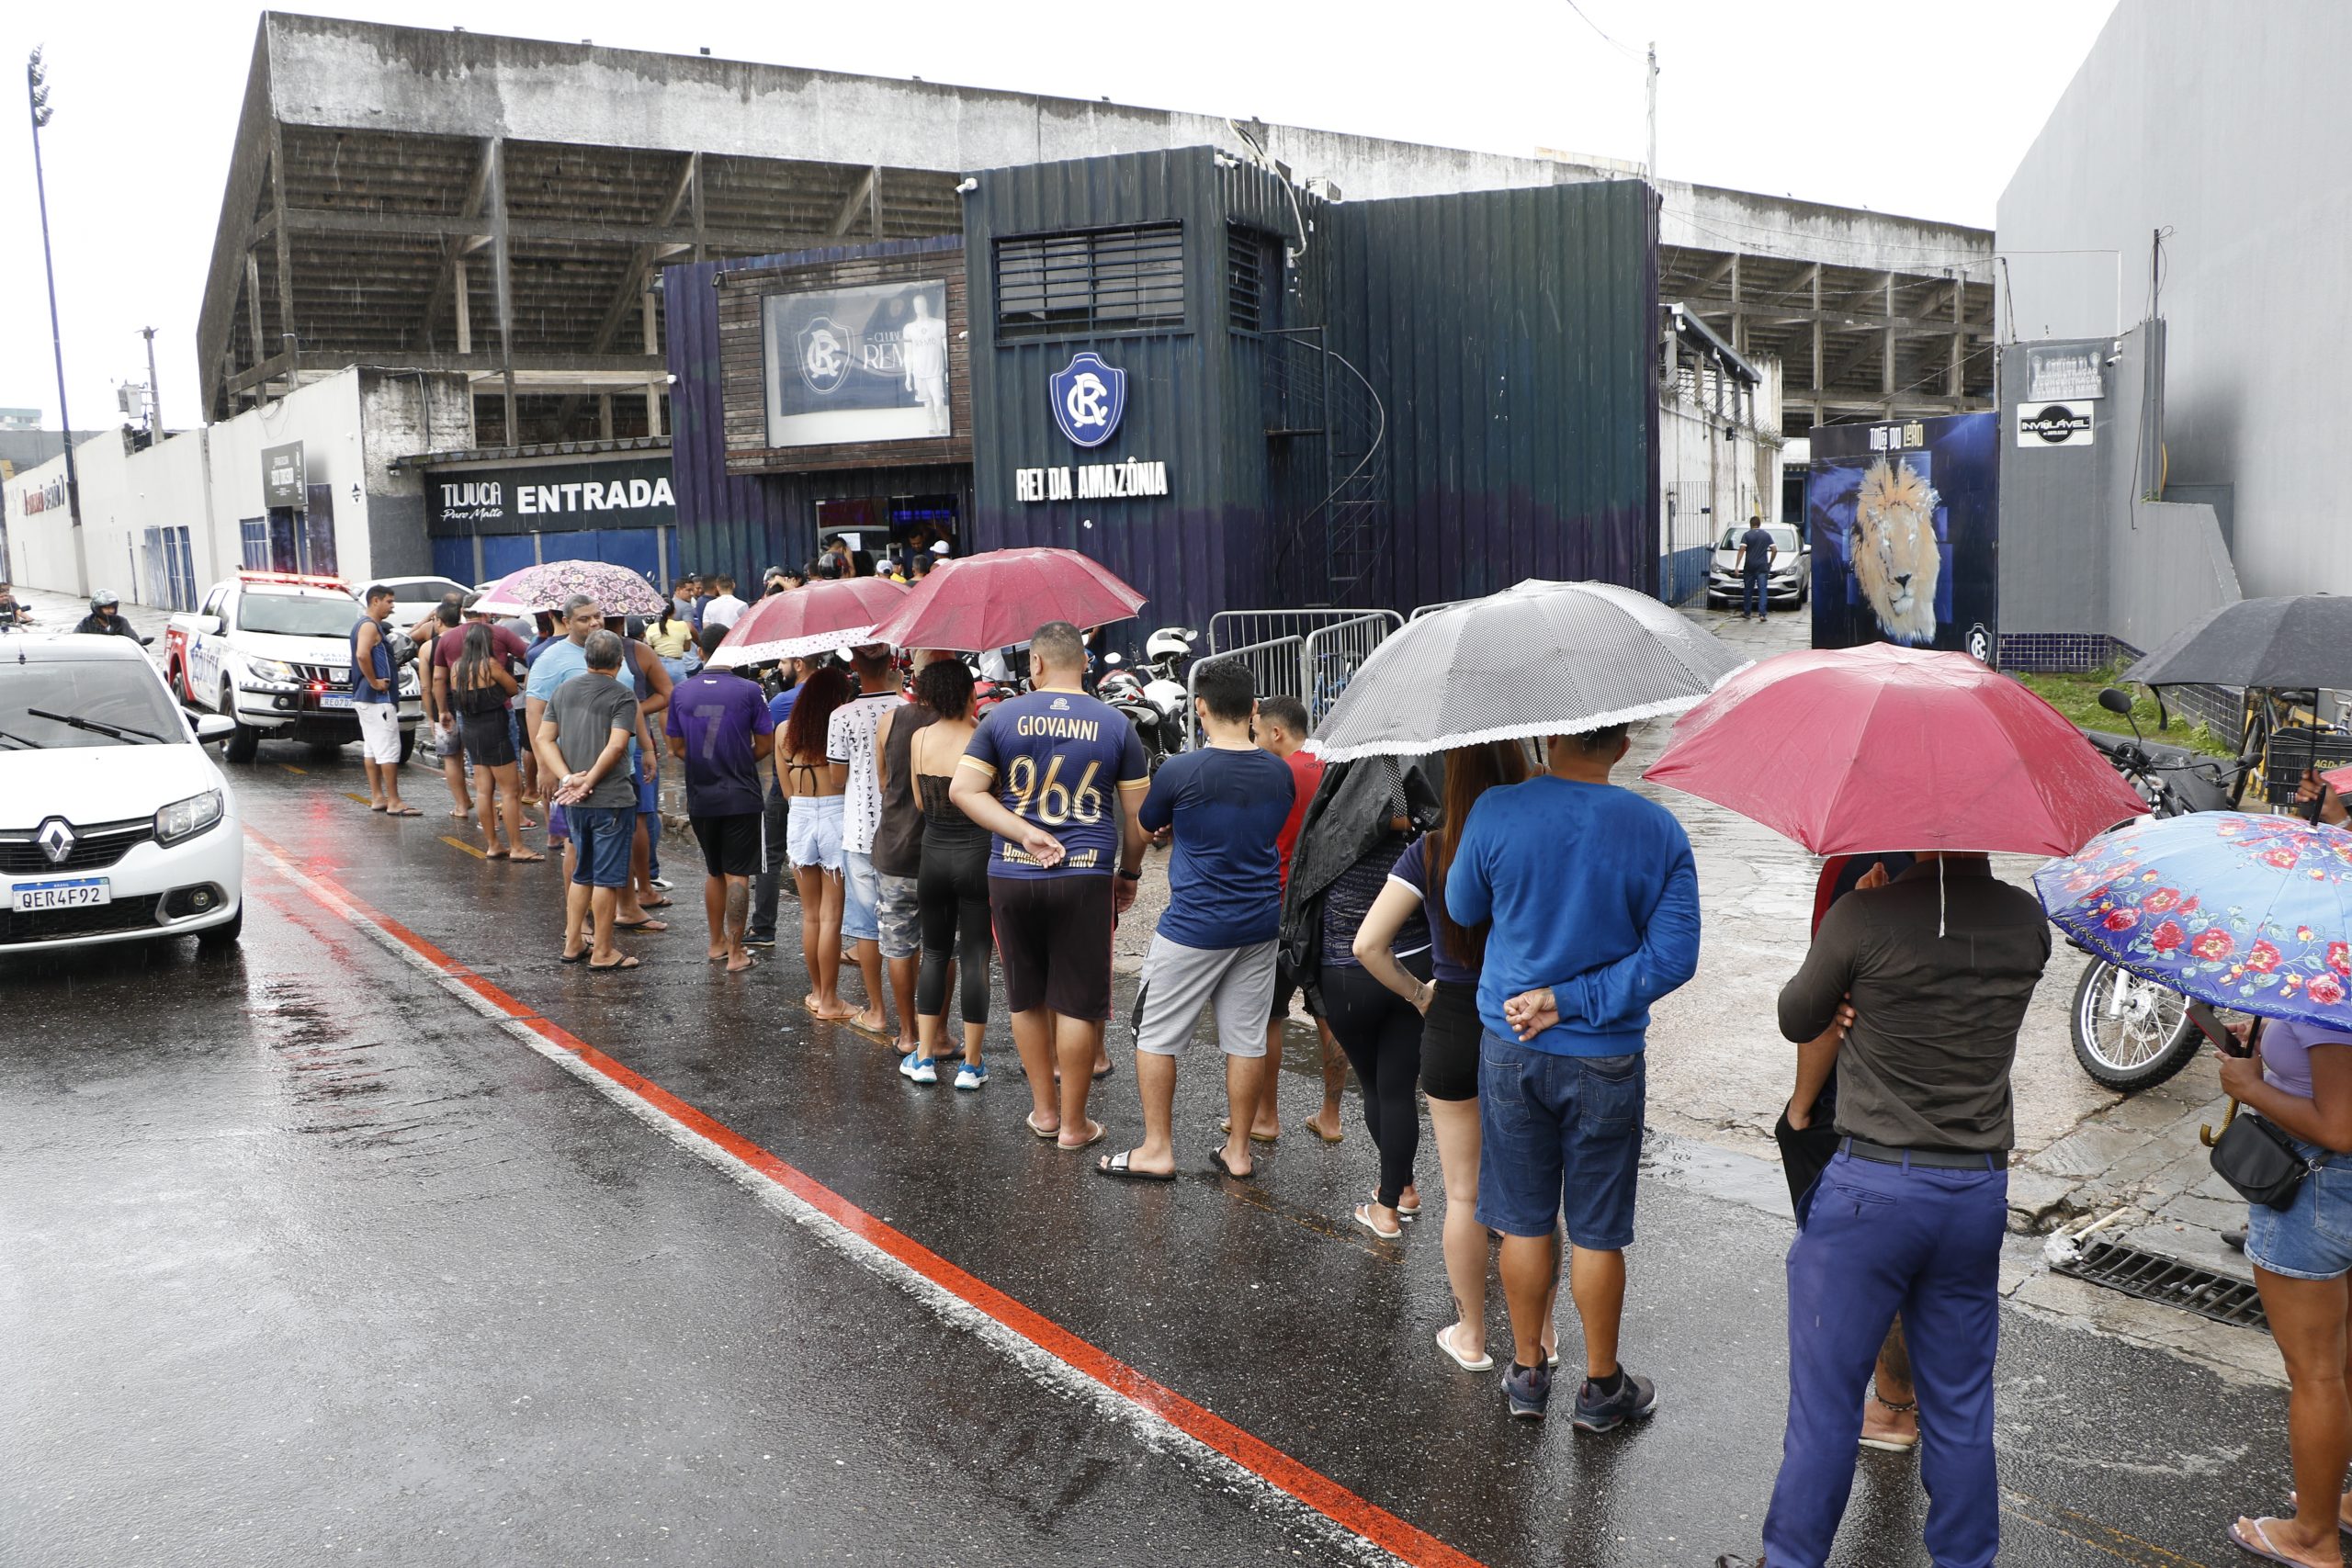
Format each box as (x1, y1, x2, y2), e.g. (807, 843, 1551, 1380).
(1849, 458, 1942, 646)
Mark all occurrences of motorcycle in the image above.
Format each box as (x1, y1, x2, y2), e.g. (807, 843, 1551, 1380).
(1099, 653, 1178, 770)
(1140, 626, 1197, 754)
(2069, 685, 2257, 1090)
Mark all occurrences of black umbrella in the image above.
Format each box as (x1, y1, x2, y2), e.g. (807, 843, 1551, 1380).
(2122, 594, 2352, 822)
(2121, 594, 2352, 690)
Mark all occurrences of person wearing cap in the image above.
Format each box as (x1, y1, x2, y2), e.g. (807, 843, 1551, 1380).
(74, 593, 142, 640)
(0, 580, 30, 626)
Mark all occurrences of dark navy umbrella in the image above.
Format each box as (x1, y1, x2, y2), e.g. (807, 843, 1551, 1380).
(2122, 594, 2352, 692)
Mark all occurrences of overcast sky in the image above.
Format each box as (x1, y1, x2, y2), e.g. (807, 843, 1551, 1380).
(1, 0, 2119, 436)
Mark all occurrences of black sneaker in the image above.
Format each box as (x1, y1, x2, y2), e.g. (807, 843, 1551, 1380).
(1572, 1369, 1657, 1432)
(743, 935, 775, 949)
(1501, 1360, 1552, 1420)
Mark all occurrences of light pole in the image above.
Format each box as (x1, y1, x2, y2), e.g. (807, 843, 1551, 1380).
(27, 46, 88, 592)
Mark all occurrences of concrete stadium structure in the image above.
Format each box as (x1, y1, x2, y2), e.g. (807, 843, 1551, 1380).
(198, 13, 1994, 447)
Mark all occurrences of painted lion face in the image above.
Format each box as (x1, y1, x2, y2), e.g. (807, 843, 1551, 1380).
(1849, 458, 1941, 645)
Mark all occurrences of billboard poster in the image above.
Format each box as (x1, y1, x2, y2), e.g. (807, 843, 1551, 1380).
(1808, 412, 2000, 661)
(762, 280, 949, 448)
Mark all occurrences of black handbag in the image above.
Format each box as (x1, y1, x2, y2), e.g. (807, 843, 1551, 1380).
(2210, 1110, 2320, 1209)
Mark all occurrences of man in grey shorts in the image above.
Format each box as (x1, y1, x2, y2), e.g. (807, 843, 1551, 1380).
(1098, 660, 1297, 1184)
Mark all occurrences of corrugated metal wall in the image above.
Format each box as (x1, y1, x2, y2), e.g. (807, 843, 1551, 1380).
(963, 149, 1302, 636)
(1321, 179, 1659, 604)
(663, 236, 970, 583)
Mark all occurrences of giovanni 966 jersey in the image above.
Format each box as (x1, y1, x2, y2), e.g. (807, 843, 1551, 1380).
(957, 687, 1148, 876)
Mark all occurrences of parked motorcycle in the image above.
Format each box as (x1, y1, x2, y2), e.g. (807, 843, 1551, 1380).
(1141, 626, 1197, 754)
(2069, 686, 2256, 1090)
(1100, 653, 1179, 770)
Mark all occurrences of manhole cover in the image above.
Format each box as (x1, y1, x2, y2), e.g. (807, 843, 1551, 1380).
(2053, 1237, 2267, 1332)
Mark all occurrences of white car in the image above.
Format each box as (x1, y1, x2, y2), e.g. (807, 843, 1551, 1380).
(379, 574, 471, 629)
(0, 636, 243, 953)
(1705, 523, 1811, 610)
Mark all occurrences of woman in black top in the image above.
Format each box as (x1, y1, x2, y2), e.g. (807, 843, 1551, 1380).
(905, 660, 992, 1088)
(452, 624, 540, 863)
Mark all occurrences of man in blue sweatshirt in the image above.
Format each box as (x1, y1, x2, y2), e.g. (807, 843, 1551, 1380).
(1446, 723, 1702, 1429)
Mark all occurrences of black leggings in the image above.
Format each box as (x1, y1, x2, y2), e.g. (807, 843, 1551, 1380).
(1321, 954, 1431, 1210)
(915, 827, 992, 1025)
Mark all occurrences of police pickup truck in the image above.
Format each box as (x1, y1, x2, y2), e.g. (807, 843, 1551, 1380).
(164, 570, 420, 764)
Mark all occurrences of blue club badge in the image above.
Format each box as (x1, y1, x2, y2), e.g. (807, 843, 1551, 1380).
(1050, 352, 1126, 449)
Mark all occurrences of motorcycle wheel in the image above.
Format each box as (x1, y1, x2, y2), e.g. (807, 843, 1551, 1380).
(2070, 958, 2200, 1091)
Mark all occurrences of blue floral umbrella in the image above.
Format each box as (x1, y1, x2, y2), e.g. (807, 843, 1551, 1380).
(2036, 811, 2352, 1027)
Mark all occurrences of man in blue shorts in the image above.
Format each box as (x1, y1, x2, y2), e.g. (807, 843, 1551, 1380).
(1447, 722, 1701, 1429)
(534, 630, 644, 972)
(951, 621, 1150, 1151)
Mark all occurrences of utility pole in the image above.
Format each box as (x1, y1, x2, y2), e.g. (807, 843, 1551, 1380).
(27, 45, 88, 592)
(1646, 43, 1659, 186)
(140, 325, 162, 440)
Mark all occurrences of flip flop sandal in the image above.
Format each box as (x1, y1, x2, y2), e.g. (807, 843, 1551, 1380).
(639, 897, 675, 909)
(1096, 1149, 1177, 1182)
(1379, 1191, 1423, 1219)
(1210, 1149, 1257, 1181)
(485, 851, 510, 860)
(508, 852, 546, 863)
(1057, 1122, 1107, 1151)
(1025, 1112, 1060, 1140)
(613, 918, 668, 932)
(1091, 1061, 1115, 1081)
(2228, 1517, 2327, 1566)
(367, 804, 388, 813)
(1306, 1121, 1345, 1145)
(587, 954, 642, 972)
(1218, 1117, 1281, 1145)
(559, 949, 589, 964)
(1352, 1202, 1402, 1238)
(1435, 1325, 1494, 1372)
(386, 807, 423, 818)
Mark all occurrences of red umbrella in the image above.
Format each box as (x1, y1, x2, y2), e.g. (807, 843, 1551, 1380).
(1645, 643, 2149, 856)
(706, 578, 907, 668)
(865, 547, 1146, 654)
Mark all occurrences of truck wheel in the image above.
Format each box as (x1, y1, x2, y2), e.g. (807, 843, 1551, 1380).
(220, 684, 261, 763)
(396, 727, 416, 765)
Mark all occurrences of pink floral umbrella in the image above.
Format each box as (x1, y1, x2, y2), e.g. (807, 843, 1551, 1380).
(472, 559, 666, 618)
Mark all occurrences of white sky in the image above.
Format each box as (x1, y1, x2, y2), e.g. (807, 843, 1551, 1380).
(1, 0, 2119, 437)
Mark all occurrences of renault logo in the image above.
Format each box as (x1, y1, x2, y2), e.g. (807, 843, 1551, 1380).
(37, 818, 74, 865)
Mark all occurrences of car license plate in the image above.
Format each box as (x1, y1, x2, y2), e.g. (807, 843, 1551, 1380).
(319, 693, 360, 709)
(14, 877, 109, 911)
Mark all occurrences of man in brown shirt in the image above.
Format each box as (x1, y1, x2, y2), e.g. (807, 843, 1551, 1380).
(1720, 853, 2050, 1568)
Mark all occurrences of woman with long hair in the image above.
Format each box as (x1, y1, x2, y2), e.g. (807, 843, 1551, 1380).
(902, 658, 991, 1089)
(1352, 740, 1557, 1371)
(646, 600, 696, 685)
(783, 661, 856, 1019)
(452, 623, 541, 863)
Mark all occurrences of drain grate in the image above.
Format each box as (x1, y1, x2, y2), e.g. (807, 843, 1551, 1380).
(2053, 1237, 2268, 1331)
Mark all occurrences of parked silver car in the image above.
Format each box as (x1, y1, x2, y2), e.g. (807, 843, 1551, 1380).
(1705, 523, 1810, 609)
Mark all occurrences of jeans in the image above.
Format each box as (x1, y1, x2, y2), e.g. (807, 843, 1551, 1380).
(1762, 1150, 2007, 1568)
(749, 780, 791, 941)
(1474, 1031, 1645, 1247)
(1743, 569, 1770, 617)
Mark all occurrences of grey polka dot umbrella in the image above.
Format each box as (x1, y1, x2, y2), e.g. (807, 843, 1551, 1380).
(1305, 581, 1747, 762)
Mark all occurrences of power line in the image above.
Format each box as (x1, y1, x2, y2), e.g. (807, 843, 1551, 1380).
(1562, 0, 1642, 61)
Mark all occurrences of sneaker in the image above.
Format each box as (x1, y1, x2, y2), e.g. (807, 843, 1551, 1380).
(954, 1061, 989, 1091)
(898, 1053, 938, 1085)
(743, 934, 775, 950)
(650, 875, 674, 891)
(1571, 1368, 1658, 1433)
(1501, 1360, 1552, 1420)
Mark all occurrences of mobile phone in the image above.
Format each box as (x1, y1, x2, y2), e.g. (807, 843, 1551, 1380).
(2187, 1000, 2250, 1056)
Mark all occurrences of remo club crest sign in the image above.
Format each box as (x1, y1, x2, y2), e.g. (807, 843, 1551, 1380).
(1050, 352, 1126, 449)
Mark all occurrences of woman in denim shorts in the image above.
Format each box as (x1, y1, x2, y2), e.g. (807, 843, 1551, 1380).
(2217, 1016, 2352, 1564)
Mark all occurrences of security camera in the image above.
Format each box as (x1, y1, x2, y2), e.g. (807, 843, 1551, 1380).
(955, 177, 978, 195)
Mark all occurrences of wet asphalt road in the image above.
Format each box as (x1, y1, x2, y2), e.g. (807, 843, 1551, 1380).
(0, 756, 2293, 1567)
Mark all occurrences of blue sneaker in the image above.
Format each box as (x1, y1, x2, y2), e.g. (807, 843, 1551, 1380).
(1501, 1360, 1552, 1420)
(954, 1061, 989, 1091)
(898, 1052, 938, 1085)
(1571, 1368, 1657, 1433)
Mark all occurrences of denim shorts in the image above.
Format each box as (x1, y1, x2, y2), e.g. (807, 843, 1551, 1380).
(2245, 1143, 2352, 1281)
(842, 849, 881, 942)
(876, 872, 922, 961)
(1474, 1030, 1645, 1248)
(568, 805, 634, 889)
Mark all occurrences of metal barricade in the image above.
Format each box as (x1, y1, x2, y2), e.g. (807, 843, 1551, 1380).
(1186, 635, 1305, 750)
(1300, 613, 1396, 726)
(1209, 608, 1395, 657)
(1408, 599, 1469, 621)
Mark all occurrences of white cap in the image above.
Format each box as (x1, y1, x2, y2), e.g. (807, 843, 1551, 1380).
(930, 539, 951, 554)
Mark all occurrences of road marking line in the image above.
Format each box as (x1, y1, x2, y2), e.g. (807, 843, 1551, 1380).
(342, 793, 373, 806)
(278, 763, 307, 774)
(439, 835, 486, 859)
(242, 826, 1479, 1568)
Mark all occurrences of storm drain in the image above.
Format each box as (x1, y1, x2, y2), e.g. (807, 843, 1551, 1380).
(2053, 1237, 2269, 1332)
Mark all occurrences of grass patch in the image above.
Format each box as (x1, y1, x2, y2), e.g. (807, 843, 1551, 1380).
(2013, 662, 2238, 759)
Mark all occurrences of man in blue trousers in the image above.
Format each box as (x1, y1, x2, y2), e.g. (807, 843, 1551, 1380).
(1716, 852, 2050, 1568)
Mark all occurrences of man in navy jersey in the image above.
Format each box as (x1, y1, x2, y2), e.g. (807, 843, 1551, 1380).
(951, 621, 1150, 1151)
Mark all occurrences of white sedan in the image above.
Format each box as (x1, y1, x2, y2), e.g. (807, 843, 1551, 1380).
(0, 635, 243, 953)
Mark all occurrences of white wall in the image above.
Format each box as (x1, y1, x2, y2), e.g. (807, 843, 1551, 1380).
(2, 368, 471, 604)
(1996, 0, 2352, 599)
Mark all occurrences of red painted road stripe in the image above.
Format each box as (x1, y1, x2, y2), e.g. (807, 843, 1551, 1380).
(245, 827, 1487, 1568)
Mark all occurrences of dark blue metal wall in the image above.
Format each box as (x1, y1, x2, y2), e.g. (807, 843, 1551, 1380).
(664, 236, 970, 584)
(1321, 180, 1660, 603)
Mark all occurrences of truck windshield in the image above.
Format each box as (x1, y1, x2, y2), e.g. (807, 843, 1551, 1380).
(1, 660, 185, 748)
(240, 594, 361, 637)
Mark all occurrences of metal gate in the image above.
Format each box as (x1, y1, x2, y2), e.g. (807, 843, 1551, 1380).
(1186, 634, 1304, 750)
(1187, 610, 1399, 743)
(1300, 613, 1396, 724)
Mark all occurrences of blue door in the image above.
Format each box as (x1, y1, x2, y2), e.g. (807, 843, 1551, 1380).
(594, 529, 662, 583)
(431, 536, 477, 584)
(481, 534, 538, 580)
